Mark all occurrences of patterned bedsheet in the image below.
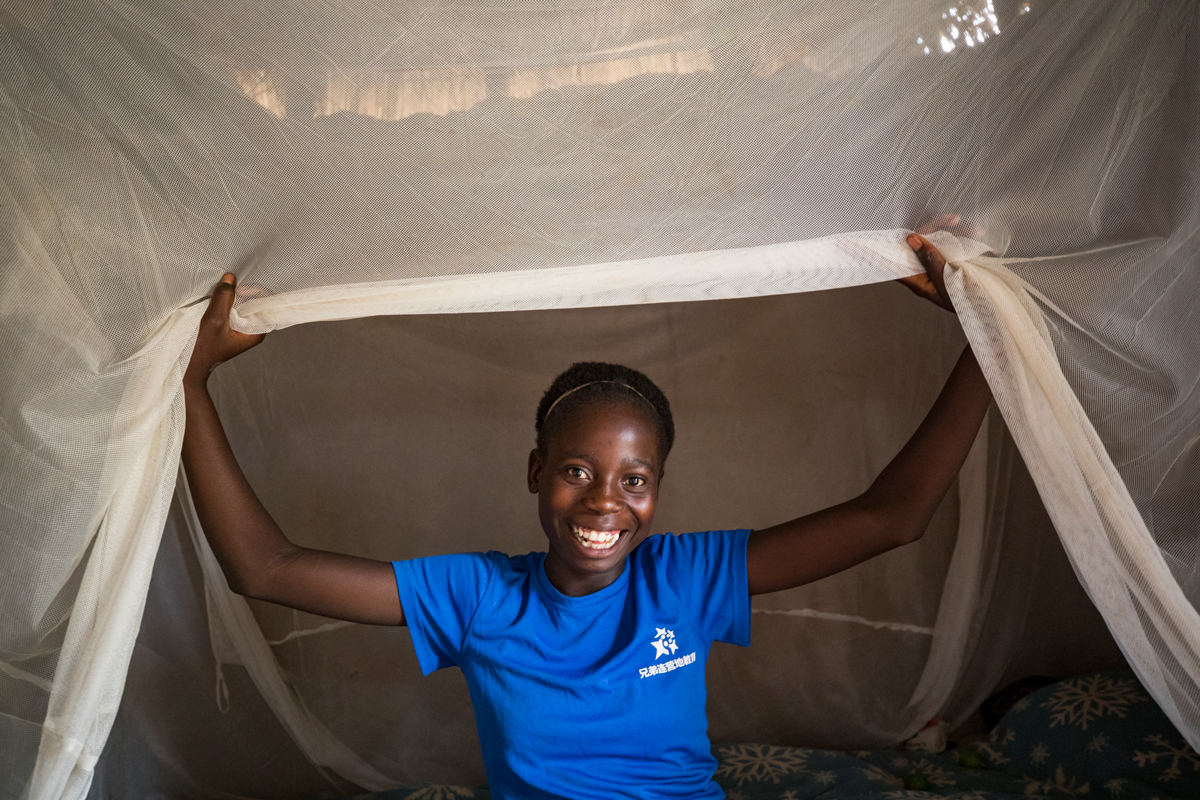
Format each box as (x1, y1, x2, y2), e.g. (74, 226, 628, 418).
(352, 671, 1198, 800)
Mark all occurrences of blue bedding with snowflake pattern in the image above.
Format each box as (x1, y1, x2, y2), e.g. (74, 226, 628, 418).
(351, 671, 1199, 800)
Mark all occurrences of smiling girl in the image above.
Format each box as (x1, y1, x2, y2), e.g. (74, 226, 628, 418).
(181, 234, 990, 799)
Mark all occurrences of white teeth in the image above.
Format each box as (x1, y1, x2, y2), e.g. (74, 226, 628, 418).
(571, 525, 622, 550)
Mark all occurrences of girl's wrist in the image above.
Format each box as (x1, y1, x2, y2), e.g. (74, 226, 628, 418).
(182, 369, 212, 395)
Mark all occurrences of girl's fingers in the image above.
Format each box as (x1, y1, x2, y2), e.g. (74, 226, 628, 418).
(905, 234, 955, 312)
(906, 234, 945, 269)
(914, 212, 987, 243)
(235, 283, 273, 300)
(187, 274, 265, 383)
(203, 274, 238, 328)
(202, 274, 264, 349)
(896, 274, 939, 303)
(915, 213, 960, 235)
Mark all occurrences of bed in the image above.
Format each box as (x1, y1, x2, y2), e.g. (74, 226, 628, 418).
(345, 671, 1200, 800)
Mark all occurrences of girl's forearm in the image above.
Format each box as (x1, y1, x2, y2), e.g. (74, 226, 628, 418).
(860, 347, 991, 543)
(181, 378, 298, 597)
(746, 347, 991, 595)
(182, 377, 404, 625)
(180, 276, 403, 624)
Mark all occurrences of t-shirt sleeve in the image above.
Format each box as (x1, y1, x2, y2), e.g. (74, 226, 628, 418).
(393, 552, 497, 675)
(659, 529, 751, 647)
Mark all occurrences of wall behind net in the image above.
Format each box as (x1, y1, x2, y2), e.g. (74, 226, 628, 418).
(2, 0, 1198, 798)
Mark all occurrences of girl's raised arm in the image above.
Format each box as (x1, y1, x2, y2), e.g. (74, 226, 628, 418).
(745, 235, 992, 595)
(181, 275, 405, 625)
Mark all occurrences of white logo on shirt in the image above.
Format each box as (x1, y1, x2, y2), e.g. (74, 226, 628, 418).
(639, 652, 696, 679)
(651, 627, 678, 660)
(637, 627, 694, 678)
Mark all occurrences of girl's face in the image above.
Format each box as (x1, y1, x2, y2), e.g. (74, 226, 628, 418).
(527, 400, 663, 597)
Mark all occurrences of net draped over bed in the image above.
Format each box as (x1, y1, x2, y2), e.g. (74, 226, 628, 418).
(1, 1, 1198, 797)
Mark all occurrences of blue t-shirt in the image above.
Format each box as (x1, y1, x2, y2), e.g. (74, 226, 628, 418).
(393, 529, 751, 800)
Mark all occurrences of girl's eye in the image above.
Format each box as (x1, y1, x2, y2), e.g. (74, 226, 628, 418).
(626, 476, 646, 487)
(566, 466, 587, 479)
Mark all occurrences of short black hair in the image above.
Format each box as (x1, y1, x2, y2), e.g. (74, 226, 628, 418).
(535, 362, 675, 460)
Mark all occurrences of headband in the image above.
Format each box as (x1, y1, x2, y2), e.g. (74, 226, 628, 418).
(543, 380, 654, 423)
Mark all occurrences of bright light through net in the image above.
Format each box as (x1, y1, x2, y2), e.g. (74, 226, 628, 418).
(916, 0, 1007, 54)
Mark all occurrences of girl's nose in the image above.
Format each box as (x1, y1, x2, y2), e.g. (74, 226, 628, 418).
(586, 479, 623, 512)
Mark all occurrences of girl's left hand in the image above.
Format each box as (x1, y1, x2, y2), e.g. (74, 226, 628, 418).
(899, 233, 954, 312)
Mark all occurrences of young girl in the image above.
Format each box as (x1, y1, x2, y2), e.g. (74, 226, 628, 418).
(181, 234, 990, 799)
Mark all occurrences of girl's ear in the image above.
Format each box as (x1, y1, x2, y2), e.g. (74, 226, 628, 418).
(527, 448, 544, 493)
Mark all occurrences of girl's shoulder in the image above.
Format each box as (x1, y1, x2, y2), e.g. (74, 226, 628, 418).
(638, 529, 751, 559)
(493, 549, 545, 573)
(632, 529, 751, 585)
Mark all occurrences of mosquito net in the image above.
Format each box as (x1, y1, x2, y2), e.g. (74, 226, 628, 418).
(1, 1, 1198, 798)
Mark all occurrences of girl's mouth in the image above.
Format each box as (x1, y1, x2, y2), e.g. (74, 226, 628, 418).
(570, 524, 623, 550)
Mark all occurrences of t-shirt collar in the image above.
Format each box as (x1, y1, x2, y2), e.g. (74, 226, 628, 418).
(535, 553, 631, 607)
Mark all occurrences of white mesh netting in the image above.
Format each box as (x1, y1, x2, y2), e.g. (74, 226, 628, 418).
(2, 1, 1198, 798)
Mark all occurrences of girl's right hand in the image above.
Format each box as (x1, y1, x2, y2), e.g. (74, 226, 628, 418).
(184, 273, 266, 388)
(179, 273, 403, 625)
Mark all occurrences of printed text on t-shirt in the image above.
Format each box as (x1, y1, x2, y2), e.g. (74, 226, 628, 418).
(638, 652, 696, 678)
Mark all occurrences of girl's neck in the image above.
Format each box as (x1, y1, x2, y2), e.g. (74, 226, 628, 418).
(543, 551, 627, 597)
